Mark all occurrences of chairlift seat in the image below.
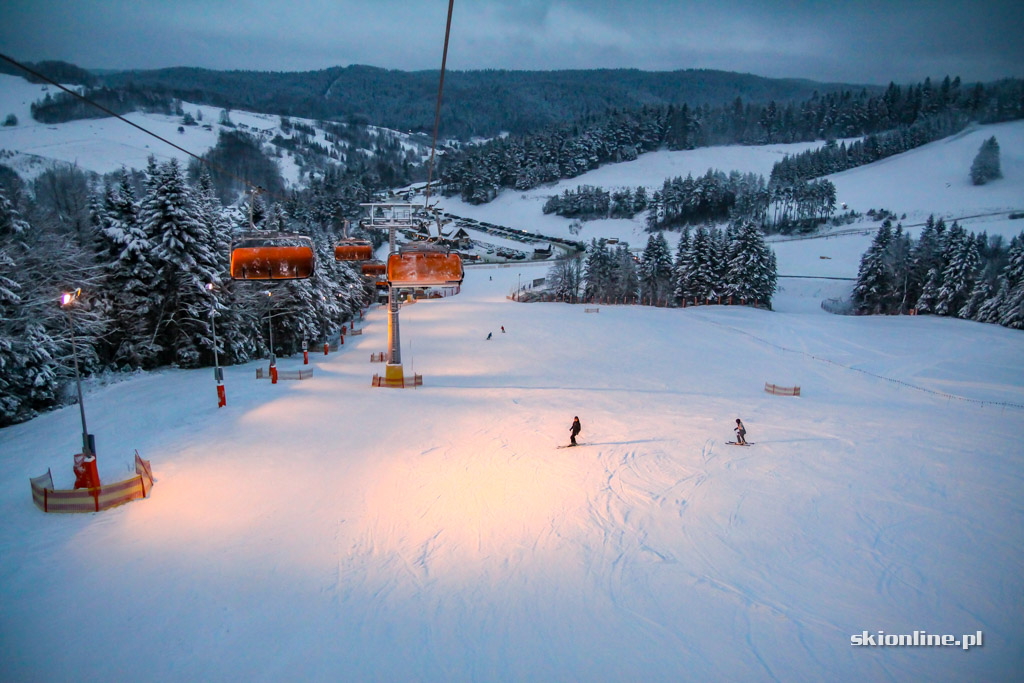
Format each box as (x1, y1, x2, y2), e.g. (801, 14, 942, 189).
(230, 234, 315, 280)
(387, 249, 463, 288)
(361, 260, 387, 277)
(335, 239, 374, 262)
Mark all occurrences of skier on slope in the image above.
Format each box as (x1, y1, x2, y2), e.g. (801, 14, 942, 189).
(486, 332, 493, 340)
(569, 416, 582, 446)
(734, 418, 747, 445)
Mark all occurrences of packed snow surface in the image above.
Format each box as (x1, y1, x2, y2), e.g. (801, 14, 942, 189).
(1, 91, 1023, 678)
(1, 264, 1022, 680)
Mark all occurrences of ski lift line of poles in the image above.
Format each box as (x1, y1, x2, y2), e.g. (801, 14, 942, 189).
(0, 53, 282, 203)
(422, 0, 455, 207)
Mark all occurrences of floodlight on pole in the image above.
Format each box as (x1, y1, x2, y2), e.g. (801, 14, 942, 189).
(61, 288, 99, 488)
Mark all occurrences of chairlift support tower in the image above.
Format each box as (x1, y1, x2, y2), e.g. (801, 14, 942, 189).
(359, 202, 463, 386)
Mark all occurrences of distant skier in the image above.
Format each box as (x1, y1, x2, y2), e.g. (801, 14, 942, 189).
(501, 326, 506, 333)
(734, 418, 747, 445)
(486, 332, 493, 340)
(569, 416, 582, 446)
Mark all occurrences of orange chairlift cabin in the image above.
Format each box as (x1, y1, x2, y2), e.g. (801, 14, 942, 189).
(361, 260, 387, 278)
(230, 188, 315, 280)
(334, 219, 374, 262)
(387, 245, 464, 288)
(357, 202, 464, 289)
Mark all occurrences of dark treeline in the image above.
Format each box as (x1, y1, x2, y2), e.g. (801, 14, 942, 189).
(0, 59, 95, 86)
(440, 77, 1024, 206)
(544, 169, 836, 235)
(0, 159, 378, 427)
(853, 215, 1024, 329)
(770, 79, 1023, 185)
(98, 65, 866, 139)
(548, 220, 776, 308)
(29, 86, 178, 124)
(542, 185, 649, 220)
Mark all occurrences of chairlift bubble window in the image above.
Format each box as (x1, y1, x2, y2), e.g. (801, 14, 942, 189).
(387, 248, 463, 288)
(361, 260, 387, 277)
(230, 234, 315, 280)
(335, 239, 374, 262)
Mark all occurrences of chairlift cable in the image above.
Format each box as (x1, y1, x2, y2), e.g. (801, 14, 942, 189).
(422, 0, 455, 208)
(0, 52, 281, 202)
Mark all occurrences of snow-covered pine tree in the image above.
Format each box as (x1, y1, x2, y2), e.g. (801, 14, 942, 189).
(93, 170, 161, 368)
(612, 244, 639, 303)
(726, 219, 775, 305)
(976, 277, 1007, 324)
(907, 215, 945, 308)
(854, 223, 894, 314)
(997, 232, 1024, 328)
(970, 136, 1002, 185)
(959, 278, 992, 320)
(884, 225, 914, 313)
(143, 159, 219, 367)
(935, 223, 979, 316)
(639, 232, 673, 304)
(0, 189, 26, 422)
(1, 186, 93, 424)
(583, 238, 613, 301)
(194, 169, 257, 365)
(672, 227, 692, 303)
(710, 227, 730, 299)
(685, 226, 718, 303)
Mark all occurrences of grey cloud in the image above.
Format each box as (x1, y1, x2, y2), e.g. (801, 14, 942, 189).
(0, 0, 1019, 84)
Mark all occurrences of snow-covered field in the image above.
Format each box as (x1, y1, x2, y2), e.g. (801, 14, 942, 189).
(443, 121, 1024, 283)
(1, 262, 1022, 681)
(0, 74, 419, 185)
(1, 84, 1024, 679)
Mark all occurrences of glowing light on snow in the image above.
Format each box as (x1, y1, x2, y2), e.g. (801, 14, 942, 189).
(360, 446, 580, 577)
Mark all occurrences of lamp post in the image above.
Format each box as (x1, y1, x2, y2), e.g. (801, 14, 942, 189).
(61, 289, 90, 454)
(61, 288, 99, 488)
(265, 290, 276, 367)
(205, 283, 226, 407)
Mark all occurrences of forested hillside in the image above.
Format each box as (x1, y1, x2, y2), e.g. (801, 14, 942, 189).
(99, 65, 866, 139)
(0, 160, 376, 426)
(440, 77, 1024, 216)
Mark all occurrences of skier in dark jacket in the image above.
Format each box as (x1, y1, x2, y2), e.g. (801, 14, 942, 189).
(570, 416, 582, 446)
(734, 418, 747, 445)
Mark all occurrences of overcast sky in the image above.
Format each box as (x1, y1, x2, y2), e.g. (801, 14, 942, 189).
(2, 1, 1022, 85)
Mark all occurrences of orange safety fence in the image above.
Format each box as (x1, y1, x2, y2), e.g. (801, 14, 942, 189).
(31, 452, 154, 513)
(765, 383, 801, 396)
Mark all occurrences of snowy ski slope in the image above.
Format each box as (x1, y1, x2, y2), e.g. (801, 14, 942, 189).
(1, 89, 1023, 679)
(1, 268, 1023, 680)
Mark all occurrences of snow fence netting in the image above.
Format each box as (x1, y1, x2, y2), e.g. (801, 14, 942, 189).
(31, 452, 154, 513)
(765, 383, 801, 396)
